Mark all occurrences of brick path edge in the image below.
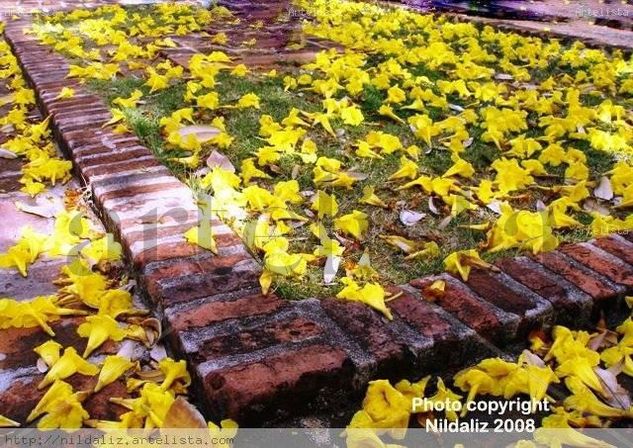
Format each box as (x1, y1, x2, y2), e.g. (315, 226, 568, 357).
(3, 18, 631, 425)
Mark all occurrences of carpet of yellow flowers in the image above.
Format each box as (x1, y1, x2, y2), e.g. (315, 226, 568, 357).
(27, 0, 633, 315)
(1, 0, 633, 437)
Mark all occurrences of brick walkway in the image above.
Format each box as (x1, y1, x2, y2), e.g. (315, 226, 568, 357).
(162, 0, 340, 70)
(1, 0, 632, 427)
(399, 0, 633, 51)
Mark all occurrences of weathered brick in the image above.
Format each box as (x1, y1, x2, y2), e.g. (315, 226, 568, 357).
(389, 286, 491, 369)
(591, 235, 633, 267)
(0, 318, 86, 371)
(187, 316, 327, 363)
(197, 344, 353, 423)
(460, 267, 554, 335)
(0, 374, 131, 425)
(126, 224, 242, 264)
(410, 274, 519, 343)
(81, 156, 159, 178)
(320, 298, 410, 378)
(166, 289, 287, 333)
(74, 138, 142, 160)
(558, 243, 633, 288)
(96, 179, 185, 203)
(531, 250, 624, 300)
(74, 132, 139, 150)
(496, 256, 593, 325)
(145, 255, 260, 305)
(75, 147, 153, 170)
(90, 169, 173, 196)
(0, 259, 66, 300)
(56, 113, 112, 133)
(90, 165, 171, 186)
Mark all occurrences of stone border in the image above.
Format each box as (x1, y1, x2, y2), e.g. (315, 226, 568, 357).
(4, 18, 632, 426)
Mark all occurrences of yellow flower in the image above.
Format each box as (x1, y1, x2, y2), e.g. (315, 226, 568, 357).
(356, 380, 410, 429)
(443, 158, 474, 179)
(77, 315, 128, 358)
(377, 104, 405, 124)
(80, 233, 122, 266)
(158, 358, 191, 391)
(95, 355, 137, 393)
(388, 156, 418, 181)
(184, 221, 218, 254)
(55, 86, 74, 100)
(334, 210, 368, 240)
(237, 93, 260, 109)
(28, 380, 74, 423)
(340, 105, 364, 126)
(197, 92, 220, 110)
(337, 278, 392, 320)
(0, 414, 19, 427)
(113, 89, 143, 108)
(360, 186, 387, 208)
(386, 86, 406, 104)
(443, 249, 488, 281)
(564, 377, 630, 418)
(311, 190, 338, 218)
(38, 347, 99, 389)
(34, 340, 63, 368)
(424, 378, 463, 421)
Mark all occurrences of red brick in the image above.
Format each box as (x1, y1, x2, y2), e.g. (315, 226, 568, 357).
(191, 317, 327, 362)
(463, 268, 537, 315)
(0, 318, 86, 371)
(390, 288, 458, 340)
(144, 254, 260, 306)
(62, 129, 111, 151)
(621, 231, 633, 244)
(74, 137, 142, 158)
(166, 291, 287, 332)
(532, 251, 621, 300)
(496, 256, 593, 324)
(0, 376, 47, 424)
(320, 298, 409, 377)
(143, 249, 252, 284)
(0, 172, 23, 193)
(126, 227, 243, 265)
(0, 374, 130, 425)
(198, 344, 352, 422)
(133, 241, 205, 268)
(558, 243, 633, 288)
(46, 98, 105, 116)
(461, 267, 553, 335)
(410, 275, 518, 342)
(53, 107, 110, 121)
(90, 167, 172, 192)
(591, 235, 633, 266)
(81, 157, 159, 178)
(388, 286, 492, 367)
(56, 114, 113, 133)
(97, 179, 185, 203)
(75, 147, 153, 170)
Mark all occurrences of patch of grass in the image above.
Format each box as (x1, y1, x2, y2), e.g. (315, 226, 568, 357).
(574, 140, 617, 176)
(463, 141, 502, 171)
(361, 85, 385, 115)
(89, 78, 146, 105)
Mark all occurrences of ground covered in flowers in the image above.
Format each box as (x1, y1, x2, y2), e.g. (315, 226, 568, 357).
(29, 1, 633, 315)
(1, 0, 633, 438)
